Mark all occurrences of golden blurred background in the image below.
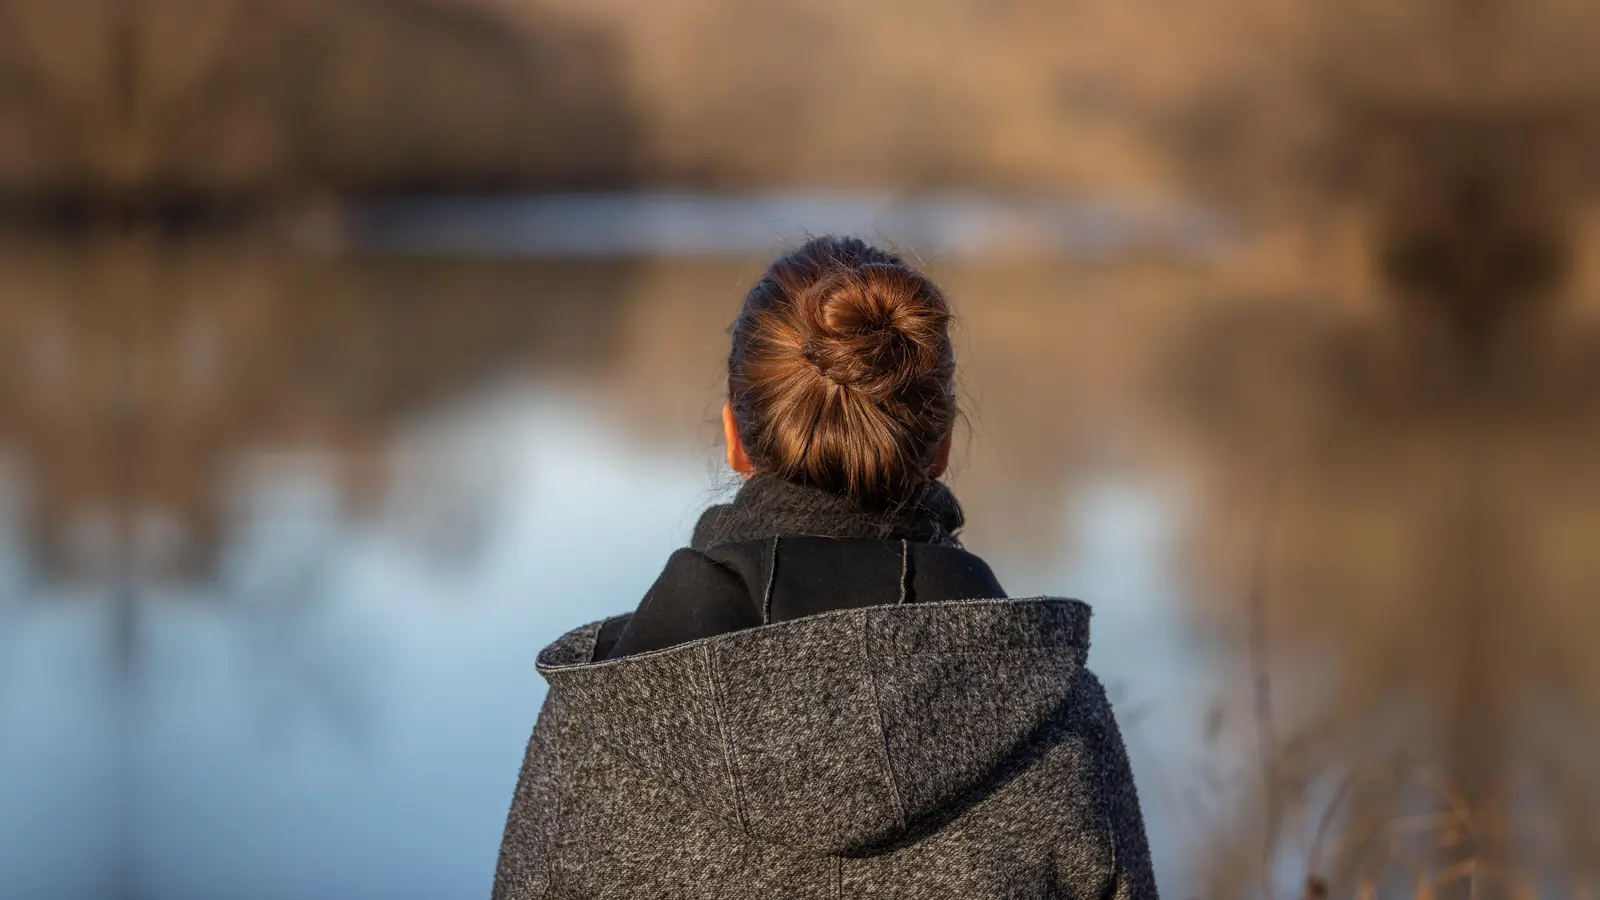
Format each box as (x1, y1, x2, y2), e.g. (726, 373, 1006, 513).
(1, 1, 1598, 898)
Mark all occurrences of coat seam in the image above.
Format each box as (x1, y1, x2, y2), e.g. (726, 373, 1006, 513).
(1106, 802, 1121, 893)
(1095, 824, 1121, 900)
(896, 539, 908, 604)
(703, 643, 750, 835)
(540, 743, 591, 899)
(682, 648, 1081, 675)
(541, 792, 562, 896)
(1109, 807, 1119, 869)
(761, 535, 779, 625)
(861, 611, 909, 831)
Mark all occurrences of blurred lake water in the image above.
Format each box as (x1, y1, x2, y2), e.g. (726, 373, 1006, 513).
(1, 197, 1596, 898)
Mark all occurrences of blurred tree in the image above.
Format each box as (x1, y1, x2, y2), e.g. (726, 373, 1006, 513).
(0, 0, 641, 211)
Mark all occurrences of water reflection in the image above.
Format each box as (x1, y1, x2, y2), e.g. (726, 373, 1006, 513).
(1, 234, 1598, 897)
(130, 388, 714, 900)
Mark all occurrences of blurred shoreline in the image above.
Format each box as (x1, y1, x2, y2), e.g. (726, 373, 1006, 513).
(0, 191, 1233, 261)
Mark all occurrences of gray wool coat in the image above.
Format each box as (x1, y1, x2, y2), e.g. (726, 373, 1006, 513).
(492, 597, 1159, 899)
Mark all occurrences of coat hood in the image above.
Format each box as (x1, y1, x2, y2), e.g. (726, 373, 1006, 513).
(534, 597, 1091, 858)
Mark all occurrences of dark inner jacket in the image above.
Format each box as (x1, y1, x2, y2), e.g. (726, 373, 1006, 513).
(598, 476, 1006, 661)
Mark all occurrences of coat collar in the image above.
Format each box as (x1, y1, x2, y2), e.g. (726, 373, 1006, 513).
(689, 473, 965, 550)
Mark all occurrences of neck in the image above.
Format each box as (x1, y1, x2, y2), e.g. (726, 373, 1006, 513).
(690, 473, 966, 550)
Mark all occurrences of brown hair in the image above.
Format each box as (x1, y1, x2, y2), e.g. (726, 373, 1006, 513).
(727, 236, 957, 509)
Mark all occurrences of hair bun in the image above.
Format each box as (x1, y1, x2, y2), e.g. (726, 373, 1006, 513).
(726, 236, 958, 508)
(798, 262, 949, 402)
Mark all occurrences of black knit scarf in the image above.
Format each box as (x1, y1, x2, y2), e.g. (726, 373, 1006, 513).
(689, 474, 966, 550)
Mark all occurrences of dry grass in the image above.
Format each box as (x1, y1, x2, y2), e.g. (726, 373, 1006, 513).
(1198, 476, 1600, 900)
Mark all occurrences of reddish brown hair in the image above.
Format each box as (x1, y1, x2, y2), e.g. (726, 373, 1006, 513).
(727, 236, 957, 509)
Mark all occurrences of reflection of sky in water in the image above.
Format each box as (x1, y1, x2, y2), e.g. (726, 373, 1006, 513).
(1, 383, 1216, 899)
(994, 475, 1223, 878)
(0, 568, 122, 900)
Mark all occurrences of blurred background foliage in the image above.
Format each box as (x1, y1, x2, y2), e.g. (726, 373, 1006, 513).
(0, 1, 1588, 201)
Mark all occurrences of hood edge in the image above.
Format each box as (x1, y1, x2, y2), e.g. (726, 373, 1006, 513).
(536, 596, 1090, 676)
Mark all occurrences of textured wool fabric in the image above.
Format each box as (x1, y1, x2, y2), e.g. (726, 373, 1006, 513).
(690, 474, 967, 550)
(492, 597, 1160, 898)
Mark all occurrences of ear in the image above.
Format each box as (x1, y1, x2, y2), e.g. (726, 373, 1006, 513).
(722, 402, 754, 476)
(928, 430, 953, 479)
